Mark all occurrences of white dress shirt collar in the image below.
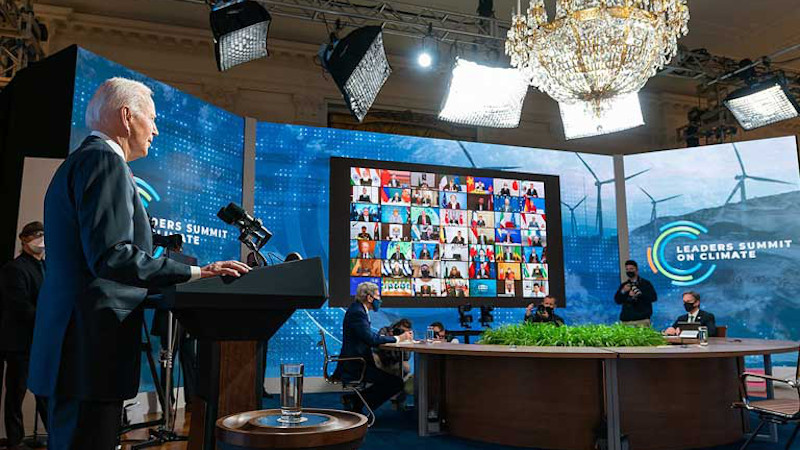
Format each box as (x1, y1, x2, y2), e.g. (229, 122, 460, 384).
(90, 130, 126, 161)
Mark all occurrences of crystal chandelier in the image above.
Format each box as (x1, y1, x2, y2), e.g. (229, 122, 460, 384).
(506, 0, 689, 116)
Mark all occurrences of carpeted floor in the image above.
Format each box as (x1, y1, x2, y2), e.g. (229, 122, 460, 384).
(262, 393, 799, 450)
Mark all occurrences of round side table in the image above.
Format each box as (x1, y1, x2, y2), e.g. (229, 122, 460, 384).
(216, 408, 368, 450)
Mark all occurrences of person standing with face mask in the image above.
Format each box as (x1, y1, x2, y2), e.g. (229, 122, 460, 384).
(333, 282, 412, 415)
(0, 221, 49, 449)
(614, 259, 658, 327)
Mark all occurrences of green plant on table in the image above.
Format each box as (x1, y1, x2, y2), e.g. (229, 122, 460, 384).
(478, 323, 667, 347)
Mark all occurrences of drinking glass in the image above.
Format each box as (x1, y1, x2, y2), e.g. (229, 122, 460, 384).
(279, 363, 304, 423)
(697, 326, 709, 346)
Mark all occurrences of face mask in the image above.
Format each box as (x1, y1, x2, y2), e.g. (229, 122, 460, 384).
(372, 298, 382, 312)
(27, 237, 45, 254)
(626, 271, 636, 279)
(683, 302, 696, 312)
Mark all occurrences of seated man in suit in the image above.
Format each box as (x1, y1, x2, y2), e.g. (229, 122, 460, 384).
(334, 282, 412, 414)
(664, 291, 717, 337)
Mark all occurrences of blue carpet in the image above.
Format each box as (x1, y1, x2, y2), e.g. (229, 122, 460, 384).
(263, 393, 798, 449)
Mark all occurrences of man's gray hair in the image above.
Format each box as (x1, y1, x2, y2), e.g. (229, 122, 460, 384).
(355, 281, 379, 303)
(85, 77, 154, 129)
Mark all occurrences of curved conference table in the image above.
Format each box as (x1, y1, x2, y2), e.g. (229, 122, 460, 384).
(382, 338, 799, 450)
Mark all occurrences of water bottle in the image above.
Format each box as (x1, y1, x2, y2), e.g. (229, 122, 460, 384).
(426, 326, 435, 343)
(698, 326, 709, 346)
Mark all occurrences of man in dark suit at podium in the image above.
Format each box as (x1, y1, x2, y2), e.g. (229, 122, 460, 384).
(28, 78, 250, 450)
(335, 282, 412, 414)
(664, 291, 717, 337)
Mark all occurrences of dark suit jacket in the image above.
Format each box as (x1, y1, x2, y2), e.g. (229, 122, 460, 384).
(672, 310, 717, 337)
(0, 252, 44, 352)
(333, 302, 395, 382)
(29, 136, 192, 401)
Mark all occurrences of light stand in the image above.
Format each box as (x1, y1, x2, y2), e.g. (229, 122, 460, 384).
(127, 310, 187, 449)
(479, 306, 494, 328)
(457, 304, 473, 329)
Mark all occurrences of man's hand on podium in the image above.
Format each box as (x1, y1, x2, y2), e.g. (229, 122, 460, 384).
(200, 260, 251, 278)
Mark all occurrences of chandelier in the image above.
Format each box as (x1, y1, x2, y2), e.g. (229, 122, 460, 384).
(506, 0, 689, 115)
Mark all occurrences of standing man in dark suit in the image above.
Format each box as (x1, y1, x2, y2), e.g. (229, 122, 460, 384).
(1, 221, 48, 448)
(27, 78, 249, 450)
(334, 282, 412, 414)
(664, 291, 717, 337)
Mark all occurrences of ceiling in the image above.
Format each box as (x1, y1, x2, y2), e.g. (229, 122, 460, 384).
(34, 0, 800, 95)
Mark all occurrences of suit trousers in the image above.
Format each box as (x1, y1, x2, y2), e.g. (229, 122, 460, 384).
(3, 351, 48, 445)
(47, 396, 122, 450)
(360, 365, 404, 411)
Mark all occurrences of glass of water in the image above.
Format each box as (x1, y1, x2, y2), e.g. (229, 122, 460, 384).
(279, 363, 304, 423)
(426, 326, 435, 343)
(698, 326, 709, 346)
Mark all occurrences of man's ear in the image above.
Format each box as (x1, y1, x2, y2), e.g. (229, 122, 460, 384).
(120, 106, 133, 135)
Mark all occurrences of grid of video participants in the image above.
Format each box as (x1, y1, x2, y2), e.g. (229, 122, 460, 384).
(348, 167, 549, 299)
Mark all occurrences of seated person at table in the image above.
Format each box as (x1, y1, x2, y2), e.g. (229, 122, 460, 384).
(334, 282, 412, 413)
(430, 321, 460, 344)
(664, 291, 717, 337)
(375, 319, 413, 380)
(524, 295, 565, 326)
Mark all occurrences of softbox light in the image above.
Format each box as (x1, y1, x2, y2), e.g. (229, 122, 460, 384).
(559, 92, 645, 140)
(438, 58, 529, 128)
(323, 26, 392, 122)
(724, 78, 800, 130)
(210, 0, 271, 72)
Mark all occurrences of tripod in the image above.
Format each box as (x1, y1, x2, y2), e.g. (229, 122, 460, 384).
(118, 312, 187, 448)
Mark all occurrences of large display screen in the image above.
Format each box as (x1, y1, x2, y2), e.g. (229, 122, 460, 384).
(330, 157, 564, 307)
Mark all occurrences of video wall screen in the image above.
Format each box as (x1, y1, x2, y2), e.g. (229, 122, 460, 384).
(330, 157, 564, 307)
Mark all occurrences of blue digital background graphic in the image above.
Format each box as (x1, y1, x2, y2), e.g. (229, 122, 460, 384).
(67, 49, 800, 388)
(625, 137, 800, 365)
(254, 123, 621, 377)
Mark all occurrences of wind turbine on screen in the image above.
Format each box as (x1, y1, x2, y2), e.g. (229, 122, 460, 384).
(561, 196, 586, 236)
(575, 153, 649, 237)
(725, 143, 792, 205)
(458, 141, 520, 171)
(640, 187, 681, 223)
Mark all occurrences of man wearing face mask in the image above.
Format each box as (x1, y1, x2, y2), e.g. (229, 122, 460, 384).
(665, 291, 717, 337)
(614, 260, 658, 327)
(524, 295, 565, 326)
(334, 282, 412, 415)
(0, 222, 49, 449)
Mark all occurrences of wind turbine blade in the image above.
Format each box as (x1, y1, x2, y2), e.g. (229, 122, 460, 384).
(725, 183, 740, 204)
(457, 141, 478, 169)
(639, 186, 655, 201)
(732, 143, 746, 175)
(575, 196, 586, 208)
(560, 201, 569, 207)
(745, 175, 794, 185)
(657, 194, 682, 203)
(575, 153, 600, 182)
(624, 168, 650, 181)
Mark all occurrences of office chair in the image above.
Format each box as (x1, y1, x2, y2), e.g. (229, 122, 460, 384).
(318, 328, 376, 427)
(733, 352, 799, 450)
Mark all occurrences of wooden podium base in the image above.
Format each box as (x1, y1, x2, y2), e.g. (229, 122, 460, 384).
(188, 340, 263, 450)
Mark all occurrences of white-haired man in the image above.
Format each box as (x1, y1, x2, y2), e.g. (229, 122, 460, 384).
(333, 282, 412, 414)
(28, 77, 250, 449)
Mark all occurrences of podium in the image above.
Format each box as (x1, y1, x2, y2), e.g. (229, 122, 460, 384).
(160, 257, 327, 450)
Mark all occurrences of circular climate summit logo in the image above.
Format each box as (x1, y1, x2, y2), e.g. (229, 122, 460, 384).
(647, 220, 716, 287)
